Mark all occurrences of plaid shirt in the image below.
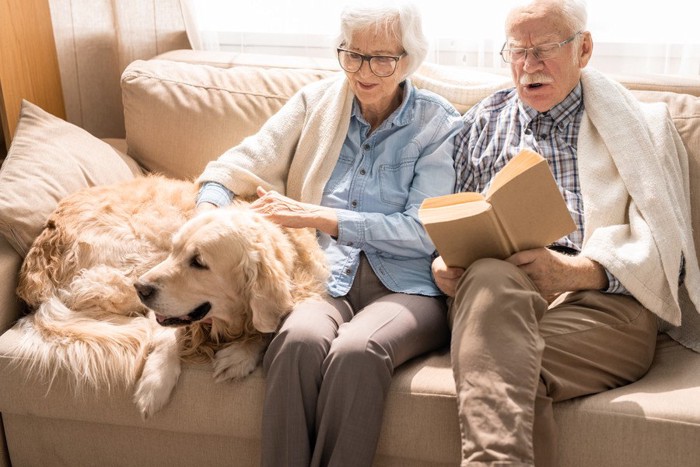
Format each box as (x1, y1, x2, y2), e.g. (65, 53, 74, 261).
(454, 83, 627, 294)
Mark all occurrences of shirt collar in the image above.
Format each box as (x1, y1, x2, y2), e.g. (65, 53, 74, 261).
(351, 79, 414, 129)
(518, 81, 583, 130)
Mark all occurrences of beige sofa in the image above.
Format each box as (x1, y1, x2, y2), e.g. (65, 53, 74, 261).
(1, 50, 699, 466)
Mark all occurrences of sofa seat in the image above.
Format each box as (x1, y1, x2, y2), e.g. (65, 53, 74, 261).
(2, 313, 700, 467)
(0, 318, 461, 466)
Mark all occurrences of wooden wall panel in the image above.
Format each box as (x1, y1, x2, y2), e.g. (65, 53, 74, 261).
(0, 0, 65, 153)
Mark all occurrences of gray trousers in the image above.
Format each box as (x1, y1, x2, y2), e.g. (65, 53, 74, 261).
(261, 255, 449, 467)
(449, 258, 658, 467)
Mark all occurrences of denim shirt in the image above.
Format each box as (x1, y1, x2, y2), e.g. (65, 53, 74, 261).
(198, 80, 461, 297)
(320, 81, 461, 297)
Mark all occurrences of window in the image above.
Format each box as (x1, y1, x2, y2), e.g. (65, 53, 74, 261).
(182, 0, 700, 75)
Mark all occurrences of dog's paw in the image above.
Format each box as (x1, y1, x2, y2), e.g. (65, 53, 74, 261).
(134, 370, 176, 419)
(133, 327, 181, 419)
(212, 341, 263, 383)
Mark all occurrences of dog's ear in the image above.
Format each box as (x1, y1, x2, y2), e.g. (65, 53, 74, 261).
(17, 218, 74, 307)
(248, 244, 294, 333)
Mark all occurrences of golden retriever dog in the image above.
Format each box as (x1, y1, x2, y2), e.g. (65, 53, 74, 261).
(12, 174, 327, 417)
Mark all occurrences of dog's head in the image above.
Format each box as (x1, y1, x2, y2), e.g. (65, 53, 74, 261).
(134, 206, 296, 334)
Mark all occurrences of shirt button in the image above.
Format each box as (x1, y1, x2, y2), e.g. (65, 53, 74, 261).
(359, 168, 366, 175)
(344, 268, 352, 275)
(347, 241, 354, 247)
(525, 128, 532, 135)
(351, 200, 358, 208)
(363, 144, 370, 151)
(539, 134, 548, 140)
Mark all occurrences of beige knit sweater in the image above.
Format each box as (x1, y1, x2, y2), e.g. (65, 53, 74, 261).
(197, 74, 353, 205)
(578, 68, 700, 331)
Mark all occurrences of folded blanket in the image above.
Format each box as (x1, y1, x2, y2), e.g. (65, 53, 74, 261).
(578, 68, 700, 349)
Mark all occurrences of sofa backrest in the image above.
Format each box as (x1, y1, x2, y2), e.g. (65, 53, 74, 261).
(120, 53, 700, 263)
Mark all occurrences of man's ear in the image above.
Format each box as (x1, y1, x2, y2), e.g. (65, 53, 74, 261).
(578, 31, 594, 68)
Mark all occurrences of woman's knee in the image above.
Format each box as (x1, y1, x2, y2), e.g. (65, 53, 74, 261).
(264, 311, 334, 373)
(324, 331, 392, 380)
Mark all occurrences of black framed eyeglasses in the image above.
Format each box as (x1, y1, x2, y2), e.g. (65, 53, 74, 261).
(500, 31, 582, 64)
(337, 47, 406, 78)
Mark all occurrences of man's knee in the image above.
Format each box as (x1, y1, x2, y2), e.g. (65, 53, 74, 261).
(449, 258, 542, 326)
(459, 258, 522, 290)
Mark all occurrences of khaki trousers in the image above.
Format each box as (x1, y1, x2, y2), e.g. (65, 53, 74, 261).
(261, 255, 449, 467)
(449, 258, 658, 467)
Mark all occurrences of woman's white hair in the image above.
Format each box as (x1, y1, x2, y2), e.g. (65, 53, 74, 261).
(335, 1, 428, 78)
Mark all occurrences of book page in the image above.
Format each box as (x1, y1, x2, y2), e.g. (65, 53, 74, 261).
(418, 194, 488, 224)
(486, 155, 576, 253)
(419, 192, 484, 210)
(486, 149, 542, 196)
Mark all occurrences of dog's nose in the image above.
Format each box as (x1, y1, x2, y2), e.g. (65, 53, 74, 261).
(134, 281, 156, 303)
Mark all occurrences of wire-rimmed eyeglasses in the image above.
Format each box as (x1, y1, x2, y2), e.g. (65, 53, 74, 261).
(500, 31, 582, 64)
(337, 48, 406, 77)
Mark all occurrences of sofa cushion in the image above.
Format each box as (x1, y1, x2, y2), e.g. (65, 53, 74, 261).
(0, 101, 142, 257)
(554, 334, 700, 467)
(121, 59, 337, 180)
(412, 62, 513, 114)
(2, 322, 700, 466)
(0, 321, 459, 465)
(154, 49, 516, 115)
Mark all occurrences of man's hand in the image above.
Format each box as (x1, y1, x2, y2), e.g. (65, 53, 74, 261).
(432, 256, 465, 297)
(506, 248, 608, 302)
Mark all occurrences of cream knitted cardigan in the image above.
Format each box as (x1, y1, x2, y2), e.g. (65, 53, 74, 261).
(197, 74, 353, 206)
(578, 68, 700, 338)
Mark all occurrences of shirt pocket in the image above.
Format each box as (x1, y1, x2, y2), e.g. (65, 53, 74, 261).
(379, 158, 418, 208)
(323, 154, 355, 195)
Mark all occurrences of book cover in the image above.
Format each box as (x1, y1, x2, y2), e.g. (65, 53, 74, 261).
(418, 149, 576, 268)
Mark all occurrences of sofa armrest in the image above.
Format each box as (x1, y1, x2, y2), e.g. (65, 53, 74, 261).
(0, 235, 23, 334)
(0, 414, 9, 467)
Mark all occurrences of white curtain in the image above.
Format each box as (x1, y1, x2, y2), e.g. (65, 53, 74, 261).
(48, 0, 191, 138)
(181, 0, 700, 77)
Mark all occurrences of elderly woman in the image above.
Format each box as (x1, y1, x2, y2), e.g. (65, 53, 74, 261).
(196, 2, 461, 466)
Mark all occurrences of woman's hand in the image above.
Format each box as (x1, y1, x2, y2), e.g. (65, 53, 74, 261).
(196, 202, 218, 213)
(251, 187, 339, 236)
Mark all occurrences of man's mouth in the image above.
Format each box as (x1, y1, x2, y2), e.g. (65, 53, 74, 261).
(528, 83, 544, 88)
(155, 302, 212, 327)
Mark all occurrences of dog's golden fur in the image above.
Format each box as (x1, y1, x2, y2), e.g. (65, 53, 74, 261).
(13, 174, 327, 416)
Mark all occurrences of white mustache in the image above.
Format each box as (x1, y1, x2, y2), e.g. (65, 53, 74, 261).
(520, 73, 554, 86)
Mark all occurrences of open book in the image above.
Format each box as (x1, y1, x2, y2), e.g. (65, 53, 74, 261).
(418, 149, 576, 268)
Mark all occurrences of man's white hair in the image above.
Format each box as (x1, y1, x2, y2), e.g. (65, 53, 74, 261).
(506, 0, 588, 36)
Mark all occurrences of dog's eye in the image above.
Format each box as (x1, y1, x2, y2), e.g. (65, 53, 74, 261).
(190, 254, 208, 270)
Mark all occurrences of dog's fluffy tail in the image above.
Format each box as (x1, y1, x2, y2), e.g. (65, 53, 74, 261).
(10, 296, 155, 393)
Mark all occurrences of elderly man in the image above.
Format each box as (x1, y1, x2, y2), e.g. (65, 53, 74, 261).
(432, 0, 700, 465)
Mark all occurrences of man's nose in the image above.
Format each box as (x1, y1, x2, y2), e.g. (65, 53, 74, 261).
(522, 52, 544, 72)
